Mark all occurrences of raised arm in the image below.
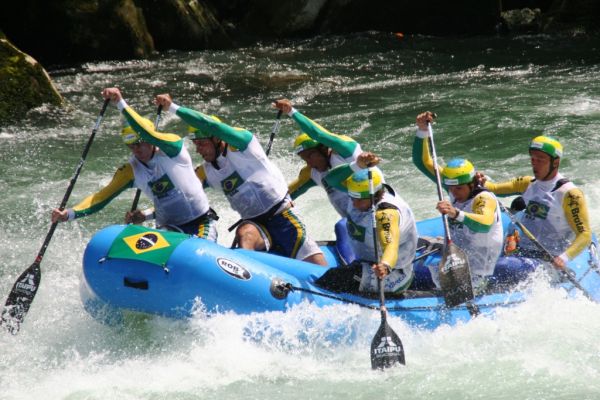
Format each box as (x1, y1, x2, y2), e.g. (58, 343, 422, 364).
(273, 99, 358, 157)
(155, 93, 253, 151)
(412, 111, 441, 184)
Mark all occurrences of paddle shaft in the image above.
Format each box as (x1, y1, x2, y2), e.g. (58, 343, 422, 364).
(368, 168, 406, 367)
(130, 105, 162, 212)
(1, 99, 110, 333)
(265, 110, 283, 156)
(427, 121, 477, 313)
(500, 203, 593, 300)
(427, 122, 452, 244)
(39, 98, 111, 263)
(368, 169, 386, 316)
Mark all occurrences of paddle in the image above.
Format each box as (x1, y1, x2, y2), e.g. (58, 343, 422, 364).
(228, 110, 284, 236)
(0, 99, 111, 334)
(265, 110, 283, 156)
(499, 202, 594, 300)
(368, 168, 406, 369)
(427, 121, 475, 308)
(130, 105, 163, 212)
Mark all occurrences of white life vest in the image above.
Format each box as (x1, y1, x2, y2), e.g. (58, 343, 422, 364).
(310, 145, 362, 217)
(519, 173, 576, 255)
(346, 190, 418, 276)
(450, 189, 503, 277)
(129, 146, 210, 226)
(203, 136, 289, 219)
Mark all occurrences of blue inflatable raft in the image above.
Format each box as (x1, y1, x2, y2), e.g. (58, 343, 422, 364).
(80, 216, 600, 329)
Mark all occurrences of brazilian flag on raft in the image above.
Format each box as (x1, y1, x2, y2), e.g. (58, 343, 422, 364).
(107, 225, 190, 267)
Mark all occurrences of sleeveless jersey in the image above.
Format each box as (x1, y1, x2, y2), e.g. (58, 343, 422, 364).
(129, 146, 210, 226)
(520, 174, 577, 255)
(346, 191, 418, 274)
(450, 190, 503, 277)
(203, 136, 288, 219)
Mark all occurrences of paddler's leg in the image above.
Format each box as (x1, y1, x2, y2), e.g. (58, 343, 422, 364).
(235, 221, 268, 251)
(262, 209, 327, 266)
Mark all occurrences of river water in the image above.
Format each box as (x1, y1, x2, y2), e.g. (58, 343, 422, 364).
(1, 33, 600, 399)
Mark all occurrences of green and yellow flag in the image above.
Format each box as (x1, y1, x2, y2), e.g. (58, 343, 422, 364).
(107, 225, 189, 267)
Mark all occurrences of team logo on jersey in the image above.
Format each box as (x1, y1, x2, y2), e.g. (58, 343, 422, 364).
(347, 217, 366, 242)
(221, 171, 244, 196)
(525, 200, 549, 219)
(148, 174, 175, 198)
(123, 231, 170, 254)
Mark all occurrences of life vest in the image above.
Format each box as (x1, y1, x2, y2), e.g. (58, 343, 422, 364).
(519, 174, 576, 255)
(450, 187, 503, 277)
(130, 146, 210, 226)
(345, 189, 418, 275)
(203, 136, 289, 219)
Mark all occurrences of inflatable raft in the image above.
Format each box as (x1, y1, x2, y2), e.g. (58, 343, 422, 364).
(80, 216, 600, 329)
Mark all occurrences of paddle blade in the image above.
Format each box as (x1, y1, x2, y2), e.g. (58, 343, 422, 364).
(1, 262, 41, 334)
(439, 242, 474, 308)
(370, 315, 405, 369)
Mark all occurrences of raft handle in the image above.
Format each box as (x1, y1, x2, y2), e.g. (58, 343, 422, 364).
(124, 277, 149, 290)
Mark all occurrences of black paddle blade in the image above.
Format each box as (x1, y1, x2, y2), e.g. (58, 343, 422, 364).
(1, 262, 41, 334)
(439, 242, 474, 308)
(370, 316, 405, 369)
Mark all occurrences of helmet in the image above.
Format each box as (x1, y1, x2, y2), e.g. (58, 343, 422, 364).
(347, 168, 384, 199)
(442, 158, 475, 186)
(187, 115, 222, 140)
(121, 120, 141, 145)
(529, 135, 563, 158)
(293, 133, 320, 154)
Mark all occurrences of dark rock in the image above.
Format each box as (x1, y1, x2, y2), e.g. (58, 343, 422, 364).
(543, 0, 600, 33)
(318, 0, 500, 36)
(0, 0, 155, 66)
(500, 8, 542, 33)
(501, 0, 553, 12)
(221, 0, 501, 37)
(140, 0, 231, 50)
(0, 35, 63, 123)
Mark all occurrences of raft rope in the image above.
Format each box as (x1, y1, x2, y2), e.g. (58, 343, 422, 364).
(277, 282, 524, 313)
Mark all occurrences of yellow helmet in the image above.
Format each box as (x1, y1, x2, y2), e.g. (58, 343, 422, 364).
(187, 115, 222, 139)
(120, 119, 143, 145)
(293, 133, 320, 154)
(442, 158, 475, 186)
(347, 167, 384, 199)
(529, 135, 563, 158)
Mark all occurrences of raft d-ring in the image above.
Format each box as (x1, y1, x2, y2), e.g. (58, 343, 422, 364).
(98, 257, 107, 264)
(162, 265, 170, 274)
(270, 277, 291, 300)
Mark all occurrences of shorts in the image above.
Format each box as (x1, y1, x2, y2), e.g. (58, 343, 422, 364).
(243, 208, 322, 261)
(160, 209, 218, 241)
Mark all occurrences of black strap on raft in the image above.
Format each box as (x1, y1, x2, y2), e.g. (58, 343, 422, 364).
(227, 195, 288, 232)
(278, 282, 380, 311)
(276, 281, 490, 312)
